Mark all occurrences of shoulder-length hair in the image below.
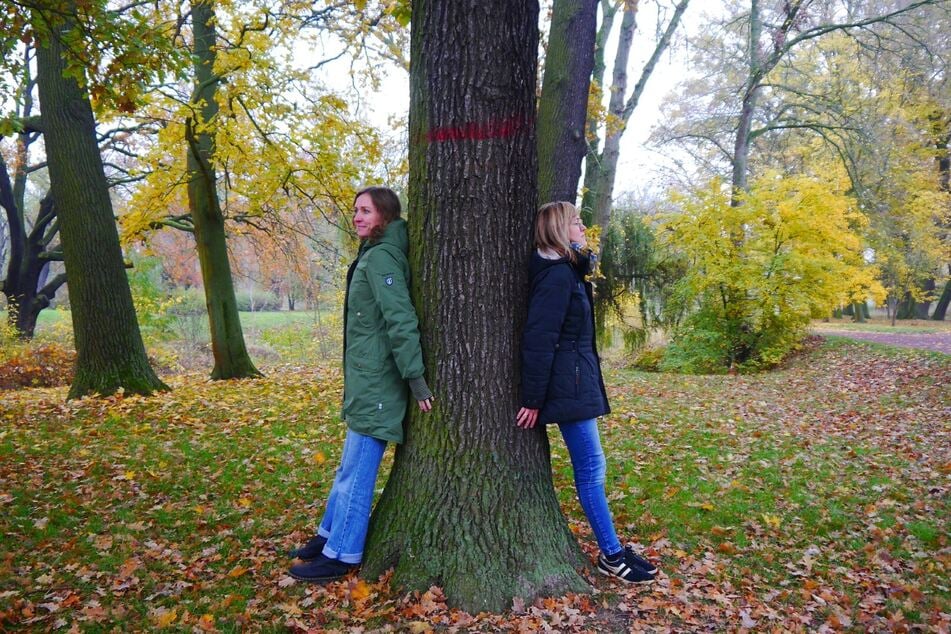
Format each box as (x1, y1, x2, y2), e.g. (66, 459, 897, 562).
(534, 201, 578, 262)
(355, 186, 401, 242)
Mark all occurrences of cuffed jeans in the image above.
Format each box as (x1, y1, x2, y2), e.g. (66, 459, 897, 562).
(316, 429, 387, 564)
(558, 418, 623, 557)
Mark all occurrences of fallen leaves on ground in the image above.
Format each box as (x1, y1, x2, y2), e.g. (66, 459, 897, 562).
(0, 340, 948, 631)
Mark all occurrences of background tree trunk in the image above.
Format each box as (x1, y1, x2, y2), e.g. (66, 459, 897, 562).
(537, 0, 597, 204)
(580, 0, 620, 225)
(916, 278, 935, 318)
(1, 58, 65, 339)
(362, 0, 589, 613)
(33, 4, 167, 398)
(582, 0, 689, 227)
(932, 276, 950, 320)
(187, 0, 261, 380)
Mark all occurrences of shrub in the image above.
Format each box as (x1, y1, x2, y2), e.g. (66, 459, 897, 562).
(630, 346, 665, 372)
(660, 174, 884, 373)
(0, 343, 75, 389)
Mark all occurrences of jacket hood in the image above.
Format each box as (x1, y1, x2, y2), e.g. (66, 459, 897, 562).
(529, 248, 593, 281)
(529, 250, 570, 280)
(363, 218, 409, 255)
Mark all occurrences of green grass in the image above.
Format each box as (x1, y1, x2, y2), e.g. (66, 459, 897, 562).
(3, 308, 332, 333)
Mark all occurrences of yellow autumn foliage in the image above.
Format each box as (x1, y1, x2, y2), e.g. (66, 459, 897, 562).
(660, 172, 883, 372)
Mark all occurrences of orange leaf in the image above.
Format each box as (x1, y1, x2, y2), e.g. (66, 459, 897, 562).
(350, 579, 371, 600)
(150, 608, 177, 628)
(227, 566, 248, 578)
(197, 614, 216, 631)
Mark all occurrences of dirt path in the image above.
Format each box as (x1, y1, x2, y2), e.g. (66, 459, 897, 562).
(813, 328, 951, 355)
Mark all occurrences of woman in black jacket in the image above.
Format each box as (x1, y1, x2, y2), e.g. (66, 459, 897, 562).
(516, 201, 658, 584)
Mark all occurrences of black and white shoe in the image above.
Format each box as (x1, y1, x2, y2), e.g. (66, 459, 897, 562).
(598, 546, 657, 584)
(620, 544, 658, 575)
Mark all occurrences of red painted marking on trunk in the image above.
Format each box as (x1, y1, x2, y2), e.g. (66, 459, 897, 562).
(425, 115, 529, 143)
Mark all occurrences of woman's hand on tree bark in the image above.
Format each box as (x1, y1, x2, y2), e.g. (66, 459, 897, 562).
(418, 398, 433, 412)
(515, 407, 539, 429)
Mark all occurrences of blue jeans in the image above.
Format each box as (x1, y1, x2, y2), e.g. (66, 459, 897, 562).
(316, 429, 387, 564)
(558, 418, 623, 557)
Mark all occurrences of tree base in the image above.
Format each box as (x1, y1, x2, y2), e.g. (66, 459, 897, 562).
(362, 431, 592, 613)
(210, 360, 263, 380)
(68, 365, 169, 399)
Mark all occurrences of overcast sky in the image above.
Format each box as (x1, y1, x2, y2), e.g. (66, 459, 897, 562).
(314, 2, 707, 200)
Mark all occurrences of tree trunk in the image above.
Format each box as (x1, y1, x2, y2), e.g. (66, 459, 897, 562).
(537, 0, 597, 205)
(852, 301, 866, 323)
(187, 0, 261, 380)
(579, 0, 619, 225)
(895, 292, 916, 320)
(584, 0, 689, 227)
(0, 190, 65, 339)
(0, 63, 65, 340)
(33, 5, 167, 398)
(363, 0, 589, 612)
(916, 278, 935, 318)
(590, 3, 636, 229)
(932, 277, 950, 320)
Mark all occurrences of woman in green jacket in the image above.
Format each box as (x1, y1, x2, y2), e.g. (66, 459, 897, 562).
(289, 186, 433, 583)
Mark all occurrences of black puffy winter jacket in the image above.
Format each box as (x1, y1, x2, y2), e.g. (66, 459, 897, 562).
(520, 250, 610, 425)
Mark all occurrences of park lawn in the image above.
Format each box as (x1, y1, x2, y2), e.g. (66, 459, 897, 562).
(811, 317, 951, 334)
(0, 339, 948, 631)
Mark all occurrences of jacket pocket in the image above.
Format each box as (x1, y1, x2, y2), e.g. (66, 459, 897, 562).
(548, 349, 580, 400)
(344, 354, 385, 419)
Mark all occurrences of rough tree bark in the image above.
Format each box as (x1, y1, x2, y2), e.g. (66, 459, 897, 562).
(362, 0, 590, 612)
(537, 0, 597, 204)
(186, 0, 261, 380)
(33, 3, 167, 398)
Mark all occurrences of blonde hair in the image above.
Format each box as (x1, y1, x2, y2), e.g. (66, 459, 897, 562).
(535, 201, 578, 262)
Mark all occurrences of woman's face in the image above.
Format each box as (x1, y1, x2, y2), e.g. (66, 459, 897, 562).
(353, 193, 384, 239)
(568, 214, 587, 247)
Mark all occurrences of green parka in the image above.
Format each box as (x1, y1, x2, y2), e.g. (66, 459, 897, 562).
(342, 218, 428, 443)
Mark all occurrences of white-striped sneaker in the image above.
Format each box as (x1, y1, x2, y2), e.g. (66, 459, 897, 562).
(597, 548, 656, 584)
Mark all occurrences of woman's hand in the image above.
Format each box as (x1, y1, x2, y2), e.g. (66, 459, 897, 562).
(417, 398, 433, 412)
(515, 407, 539, 429)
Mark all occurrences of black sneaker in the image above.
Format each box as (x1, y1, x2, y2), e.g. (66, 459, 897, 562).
(288, 554, 357, 583)
(598, 548, 656, 584)
(290, 534, 327, 561)
(621, 544, 658, 575)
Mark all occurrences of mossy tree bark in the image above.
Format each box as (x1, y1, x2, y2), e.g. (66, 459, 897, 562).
(187, 0, 261, 380)
(536, 0, 597, 205)
(33, 4, 167, 398)
(361, 0, 590, 613)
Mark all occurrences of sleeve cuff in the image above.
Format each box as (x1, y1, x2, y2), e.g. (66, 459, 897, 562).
(407, 376, 433, 402)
